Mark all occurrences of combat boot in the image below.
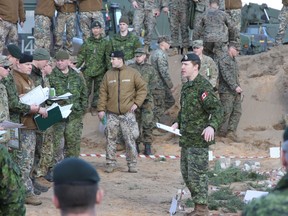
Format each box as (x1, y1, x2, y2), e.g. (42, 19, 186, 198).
(226, 131, 241, 142)
(105, 165, 115, 173)
(25, 194, 42, 206)
(168, 47, 179, 56)
(44, 169, 53, 182)
(33, 188, 41, 196)
(136, 143, 140, 154)
(33, 180, 49, 192)
(144, 143, 152, 155)
(183, 47, 189, 55)
(185, 204, 209, 216)
(128, 166, 138, 173)
(35, 177, 53, 188)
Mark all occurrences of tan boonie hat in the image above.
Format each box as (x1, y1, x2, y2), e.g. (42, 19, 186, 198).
(158, 35, 171, 44)
(0, 55, 12, 67)
(192, 40, 203, 48)
(135, 48, 146, 57)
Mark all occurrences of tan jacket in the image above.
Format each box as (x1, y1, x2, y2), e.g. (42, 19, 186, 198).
(56, 2, 76, 13)
(78, 0, 102, 12)
(0, 0, 25, 24)
(97, 65, 147, 114)
(12, 70, 36, 130)
(35, 0, 56, 18)
(225, 0, 242, 10)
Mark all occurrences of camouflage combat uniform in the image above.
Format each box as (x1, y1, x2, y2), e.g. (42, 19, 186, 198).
(34, 0, 57, 51)
(177, 74, 223, 205)
(150, 48, 175, 122)
(218, 52, 242, 134)
(0, 145, 26, 216)
(77, 35, 112, 107)
(129, 0, 161, 48)
(97, 65, 147, 169)
(55, 2, 77, 54)
(110, 32, 141, 63)
(29, 65, 55, 178)
(49, 66, 88, 159)
(275, 0, 288, 45)
(0, 82, 10, 144)
(193, 6, 238, 60)
(78, 0, 105, 41)
(12, 70, 38, 197)
(0, 0, 25, 53)
(130, 61, 158, 146)
(162, 0, 190, 49)
(199, 54, 219, 89)
(242, 172, 288, 216)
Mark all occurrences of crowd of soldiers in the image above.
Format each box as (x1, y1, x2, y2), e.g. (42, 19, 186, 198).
(1, 0, 288, 214)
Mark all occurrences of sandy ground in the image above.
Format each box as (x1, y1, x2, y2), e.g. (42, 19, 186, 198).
(26, 45, 288, 216)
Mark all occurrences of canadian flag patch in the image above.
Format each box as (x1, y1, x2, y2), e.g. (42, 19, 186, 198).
(201, 91, 208, 101)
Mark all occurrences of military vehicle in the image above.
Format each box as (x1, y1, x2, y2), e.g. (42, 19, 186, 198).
(21, 1, 288, 55)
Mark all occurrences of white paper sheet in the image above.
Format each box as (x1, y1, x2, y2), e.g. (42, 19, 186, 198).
(156, 123, 182, 136)
(50, 92, 72, 101)
(0, 120, 25, 129)
(20, 85, 48, 105)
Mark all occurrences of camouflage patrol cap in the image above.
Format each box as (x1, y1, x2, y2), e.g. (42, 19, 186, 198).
(55, 50, 70, 61)
(158, 35, 171, 44)
(33, 48, 50, 61)
(192, 40, 204, 48)
(135, 48, 147, 57)
(91, 20, 102, 29)
(0, 55, 12, 67)
(53, 158, 100, 185)
(119, 16, 129, 25)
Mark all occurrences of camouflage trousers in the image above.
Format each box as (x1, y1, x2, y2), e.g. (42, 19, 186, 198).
(34, 127, 55, 177)
(34, 15, 53, 51)
(180, 146, 209, 205)
(226, 9, 241, 44)
(169, 1, 190, 48)
(84, 74, 104, 108)
(79, 11, 105, 41)
(133, 8, 157, 46)
(135, 100, 154, 145)
(53, 115, 83, 160)
(204, 42, 228, 62)
(152, 89, 165, 123)
(0, 20, 18, 54)
(0, 145, 26, 216)
(55, 12, 76, 54)
(106, 112, 139, 168)
(12, 129, 36, 196)
(219, 93, 242, 133)
(275, 6, 288, 45)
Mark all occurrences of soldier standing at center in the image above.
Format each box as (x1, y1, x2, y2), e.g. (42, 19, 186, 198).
(129, 0, 161, 53)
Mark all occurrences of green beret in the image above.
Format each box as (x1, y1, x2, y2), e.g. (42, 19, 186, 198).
(33, 48, 50, 61)
(53, 158, 100, 185)
(55, 50, 70, 61)
(7, 44, 22, 59)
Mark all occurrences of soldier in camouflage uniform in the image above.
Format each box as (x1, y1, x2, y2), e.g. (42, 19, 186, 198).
(150, 36, 175, 123)
(110, 16, 142, 65)
(130, 48, 159, 155)
(242, 127, 288, 216)
(130, 0, 161, 52)
(275, 0, 288, 45)
(55, 1, 77, 54)
(78, 0, 106, 41)
(34, 0, 60, 51)
(218, 46, 242, 142)
(162, 0, 190, 55)
(0, 0, 25, 54)
(190, 40, 218, 90)
(171, 53, 223, 216)
(77, 21, 112, 109)
(49, 50, 88, 159)
(193, 0, 239, 61)
(97, 51, 147, 173)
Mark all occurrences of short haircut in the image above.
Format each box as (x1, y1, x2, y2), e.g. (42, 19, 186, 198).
(54, 184, 98, 214)
(210, 0, 219, 5)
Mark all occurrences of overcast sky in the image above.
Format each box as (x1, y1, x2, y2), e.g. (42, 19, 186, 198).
(242, 0, 283, 10)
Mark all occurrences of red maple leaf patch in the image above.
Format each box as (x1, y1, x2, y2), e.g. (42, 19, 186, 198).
(201, 91, 208, 101)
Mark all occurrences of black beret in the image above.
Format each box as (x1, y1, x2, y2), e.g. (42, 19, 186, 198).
(181, 53, 201, 64)
(53, 158, 100, 185)
(19, 54, 33, 64)
(91, 20, 102, 29)
(7, 44, 22, 59)
(110, 50, 124, 58)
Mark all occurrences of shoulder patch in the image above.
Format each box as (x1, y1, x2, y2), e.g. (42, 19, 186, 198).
(201, 91, 208, 101)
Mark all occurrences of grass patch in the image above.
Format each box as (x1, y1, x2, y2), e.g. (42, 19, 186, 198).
(208, 167, 267, 186)
(208, 187, 245, 213)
